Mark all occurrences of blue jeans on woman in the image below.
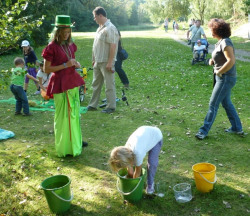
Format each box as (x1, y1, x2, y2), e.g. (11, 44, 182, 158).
(199, 75, 242, 135)
(115, 54, 129, 86)
(10, 84, 29, 114)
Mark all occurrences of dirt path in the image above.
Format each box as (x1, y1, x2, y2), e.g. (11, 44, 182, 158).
(167, 31, 250, 62)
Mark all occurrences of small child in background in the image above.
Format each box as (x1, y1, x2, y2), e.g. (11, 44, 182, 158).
(36, 61, 52, 100)
(193, 40, 206, 60)
(109, 126, 163, 195)
(21, 40, 40, 95)
(10, 57, 38, 116)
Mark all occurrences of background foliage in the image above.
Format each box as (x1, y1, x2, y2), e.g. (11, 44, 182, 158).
(0, 0, 249, 55)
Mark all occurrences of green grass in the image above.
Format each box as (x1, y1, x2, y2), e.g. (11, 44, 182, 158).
(0, 30, 249, 216)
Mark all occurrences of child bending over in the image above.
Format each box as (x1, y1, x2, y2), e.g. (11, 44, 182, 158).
(109, 126, 163, 195)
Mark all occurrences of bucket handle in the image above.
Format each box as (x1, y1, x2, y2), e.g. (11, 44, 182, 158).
(51, 191, 74, 202)
(116, 177, 142, 196)
(199, 173, 217, 184)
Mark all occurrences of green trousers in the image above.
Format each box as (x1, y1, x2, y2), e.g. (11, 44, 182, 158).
(53, 87, 82, 157)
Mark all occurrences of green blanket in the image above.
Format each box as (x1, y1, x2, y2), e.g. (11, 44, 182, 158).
(0, 98, 87, 114)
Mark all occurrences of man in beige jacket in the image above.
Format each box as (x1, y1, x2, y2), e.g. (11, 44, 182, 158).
(87, 6, 119, 114)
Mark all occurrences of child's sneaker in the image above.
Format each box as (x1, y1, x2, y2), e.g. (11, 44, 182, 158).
(146, 183, 155, 195)
(34, 90, 40, 95)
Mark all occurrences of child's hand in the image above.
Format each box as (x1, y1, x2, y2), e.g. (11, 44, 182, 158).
(127, 166, 134, 178)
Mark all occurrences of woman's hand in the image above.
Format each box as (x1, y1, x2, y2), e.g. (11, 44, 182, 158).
(75, 61, 81, 68)
(209, 59, 214, 66)
(66, 59, 77, 67)
(214, 70, 222, 77)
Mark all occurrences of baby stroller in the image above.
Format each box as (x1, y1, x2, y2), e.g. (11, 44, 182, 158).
(76, 67, 93, 102)
(191, 39, 209, 65)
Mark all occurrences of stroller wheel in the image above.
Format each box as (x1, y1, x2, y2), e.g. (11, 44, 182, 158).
(79, 86, 85, 102)
(191, 59, 195, 65)
(204, 59, 209, 65)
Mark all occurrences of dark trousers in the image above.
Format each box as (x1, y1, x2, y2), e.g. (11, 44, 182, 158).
(10, 84, 29, 114)
(115, 54, 129, 85)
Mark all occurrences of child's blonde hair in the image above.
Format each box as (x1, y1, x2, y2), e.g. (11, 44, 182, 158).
(109, 146, 134, 172)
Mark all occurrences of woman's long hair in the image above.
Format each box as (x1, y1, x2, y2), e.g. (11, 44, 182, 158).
(51, 27, 72, 44)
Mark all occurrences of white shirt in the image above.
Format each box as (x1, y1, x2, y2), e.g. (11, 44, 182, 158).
(125, 126, 163, 166)
(37, 69, 51, 88)
(93, 19, 119, 63)
(194, 44, 206, 51)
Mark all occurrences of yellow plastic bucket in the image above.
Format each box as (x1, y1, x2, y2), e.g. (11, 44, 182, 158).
(192, 163, 217, 193)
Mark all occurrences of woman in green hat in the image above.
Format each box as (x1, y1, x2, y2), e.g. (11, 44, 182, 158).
(42, 15, 86, 157)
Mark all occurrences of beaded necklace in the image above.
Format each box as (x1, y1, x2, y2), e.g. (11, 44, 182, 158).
(60, 44, 72, 60)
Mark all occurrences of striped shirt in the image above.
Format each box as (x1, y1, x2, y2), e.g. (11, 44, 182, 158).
(93, 19, 119, 63)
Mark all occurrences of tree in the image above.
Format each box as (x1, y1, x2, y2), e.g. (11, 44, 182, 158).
(142, 0, 190, 23)
(189, 0, 207, 24)
(0, 0, 43, 55)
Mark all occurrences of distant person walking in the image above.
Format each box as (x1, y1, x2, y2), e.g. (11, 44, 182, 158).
(174, 21, 179, 34)
(189, 19, 195, 27)
(164, 18, 169, 32)
(195, 18, 244, 140)
(87, 6, 119, 114)
(187, 20, 207, 51)
(115, 31, 129, 88)
(172, 20, 176, 30)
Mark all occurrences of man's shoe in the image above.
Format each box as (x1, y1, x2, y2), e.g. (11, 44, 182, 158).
(225, 128, 244, 135)
(195, 131, 206, 140)
(23, 113, 32, 116)
(15, 112, 22, 115)
(146, 183, 155, 195)
(82, 141, 88, 147)
(124, 84, 129, 89)
(87, 106, 97, 111)
(101, 108, 115, 114)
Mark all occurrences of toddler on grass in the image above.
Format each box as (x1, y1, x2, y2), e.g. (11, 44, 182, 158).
(109, 126, 163, 194)
(10, 57, 38, 116)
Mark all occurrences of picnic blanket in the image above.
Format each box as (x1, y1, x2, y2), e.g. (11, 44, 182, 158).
(0, 128, 15, 140)
(0, 98, 87, 114)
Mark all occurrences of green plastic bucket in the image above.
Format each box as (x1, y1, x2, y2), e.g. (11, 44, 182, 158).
(41, 175, 73, 213)
(116, 168, 146, 203)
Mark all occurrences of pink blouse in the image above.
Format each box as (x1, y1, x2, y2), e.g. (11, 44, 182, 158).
(42, 41, 84, 97)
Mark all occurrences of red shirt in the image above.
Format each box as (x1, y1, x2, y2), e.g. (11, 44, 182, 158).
(42, 41, 84, 97)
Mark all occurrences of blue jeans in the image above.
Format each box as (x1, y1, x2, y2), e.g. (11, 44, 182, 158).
(115, 54, 129, 85)
(147, 139, 163, 186)
(199, 75, 242, 135)
(10, 84, 29, 114)
(194, 50, 204, 60)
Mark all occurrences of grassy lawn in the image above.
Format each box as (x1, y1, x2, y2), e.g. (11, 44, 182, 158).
(0, 29, 249, 216)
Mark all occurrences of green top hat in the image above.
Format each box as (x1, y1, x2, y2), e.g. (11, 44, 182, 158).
(51, 15, 75, 28)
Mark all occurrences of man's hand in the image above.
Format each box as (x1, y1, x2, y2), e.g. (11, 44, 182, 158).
(106, 62, 114, 73)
